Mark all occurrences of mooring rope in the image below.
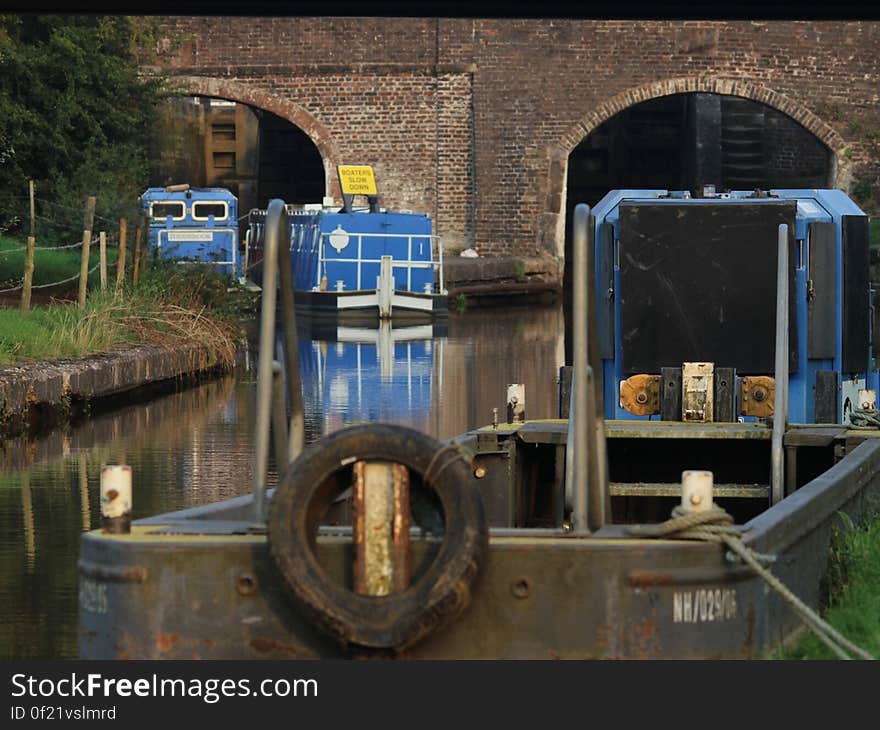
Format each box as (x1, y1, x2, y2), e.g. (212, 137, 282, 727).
(849, 409, 880, 429)
(628, 507, 875, 660)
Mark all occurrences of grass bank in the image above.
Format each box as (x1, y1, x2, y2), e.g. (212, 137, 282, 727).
(0, 260, 246, 369)
(782, 509, 880, 659)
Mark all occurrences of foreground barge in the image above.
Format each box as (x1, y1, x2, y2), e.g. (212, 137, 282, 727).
(79, 419, 880, 659)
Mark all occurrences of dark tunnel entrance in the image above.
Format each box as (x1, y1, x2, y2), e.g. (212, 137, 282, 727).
(562, 92, 834, 364)
(151, 96, 326, 228)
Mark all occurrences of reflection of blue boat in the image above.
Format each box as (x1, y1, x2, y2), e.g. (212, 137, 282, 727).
(292, 322, 441, 433)
(140, 186, 242, 279)
(248, 205, 448, 322)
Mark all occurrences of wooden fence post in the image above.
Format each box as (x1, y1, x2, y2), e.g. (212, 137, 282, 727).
(115, 218, 127, 290)
(21, 180, 36, 316)
(78, 196, 96, 309)
(28, 180, 35, 239)
(99, 231, 107, 291)
(132, 225, 142, 286)
(20, 236, 35, 317)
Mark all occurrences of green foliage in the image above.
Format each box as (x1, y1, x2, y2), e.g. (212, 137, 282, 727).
(453, 293, 467, 314)
(0, 15, 167, 238)
(0, 262, 244, 368)
(135, 258, 253, 323)
(782, 507, 880, 659)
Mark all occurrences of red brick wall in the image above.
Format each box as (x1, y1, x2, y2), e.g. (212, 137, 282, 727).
(150, 18, 880, 262)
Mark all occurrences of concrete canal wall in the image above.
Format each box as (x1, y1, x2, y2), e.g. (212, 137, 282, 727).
(443, 254, 561, 303)
(0, 343, 230, 438)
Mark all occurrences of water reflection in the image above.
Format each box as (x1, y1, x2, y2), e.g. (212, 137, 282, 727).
(297, 322, 441, 440)
(0, 303, 564, 658)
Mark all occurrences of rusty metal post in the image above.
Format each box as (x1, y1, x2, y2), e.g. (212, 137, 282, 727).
(569, 204, 591, 534)
(353, 461, 410, 595)
(391, 464, 411, 593)
(771, 223, 789, 505)
(100, 465, 131, 534)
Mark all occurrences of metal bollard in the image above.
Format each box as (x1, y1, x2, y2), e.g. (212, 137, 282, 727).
(507, 384, 525, 424)
(101, 465, 132, 534)
(681, 470, 714, 513)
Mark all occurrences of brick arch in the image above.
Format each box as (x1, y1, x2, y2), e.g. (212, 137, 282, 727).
(556, 76, 848, 164)
(169, 75, 343, 199)
(546, 77, 853, 257)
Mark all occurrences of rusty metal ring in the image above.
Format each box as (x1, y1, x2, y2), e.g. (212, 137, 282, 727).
(268, 423, 488, 652)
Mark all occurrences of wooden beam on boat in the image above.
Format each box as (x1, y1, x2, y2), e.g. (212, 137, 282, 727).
(513, 420, 773, 444)
(609, 481, 770, 499)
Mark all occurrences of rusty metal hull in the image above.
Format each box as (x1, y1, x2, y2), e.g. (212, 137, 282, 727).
(78, 430, 880, 659)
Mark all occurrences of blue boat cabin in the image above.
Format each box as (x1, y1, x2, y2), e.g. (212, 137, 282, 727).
(140, 186, 241, 279)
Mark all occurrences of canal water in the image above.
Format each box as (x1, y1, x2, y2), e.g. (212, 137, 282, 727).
(0, 303, 564, 659)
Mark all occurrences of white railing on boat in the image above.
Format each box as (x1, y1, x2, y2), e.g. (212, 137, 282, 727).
(316, 232, 446, 294)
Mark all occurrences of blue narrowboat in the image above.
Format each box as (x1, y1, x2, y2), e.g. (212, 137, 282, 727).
(592, 188, 874, 426)
(140, 185, 242, 279)
(247, 203, 448, 321)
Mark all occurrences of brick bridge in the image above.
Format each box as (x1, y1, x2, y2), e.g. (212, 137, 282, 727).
(149, 18, 880, 277)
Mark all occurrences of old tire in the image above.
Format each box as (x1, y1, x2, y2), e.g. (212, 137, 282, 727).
(267, 423, 488, 651)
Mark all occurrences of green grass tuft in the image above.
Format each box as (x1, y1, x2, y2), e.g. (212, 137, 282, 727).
(0, 259, 243, 368)
(782, 509, 880, 659)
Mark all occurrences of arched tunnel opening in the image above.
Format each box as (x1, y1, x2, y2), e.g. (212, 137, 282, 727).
(562, 92, 834, 364)
(150, 95, 325, 231)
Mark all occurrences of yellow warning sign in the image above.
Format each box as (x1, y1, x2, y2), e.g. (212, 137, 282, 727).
(337, 165, 378, 196)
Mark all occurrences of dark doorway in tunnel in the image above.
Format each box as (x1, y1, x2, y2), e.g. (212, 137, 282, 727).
(151, 96, 326, 227)
(256, 108, 325, 207)
(562, 92, 833, 365)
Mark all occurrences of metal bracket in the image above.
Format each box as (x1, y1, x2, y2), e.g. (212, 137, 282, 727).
(682, 362, 714, 422)
(619, 374, 660, 416)
(741, 376, 775, 418)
